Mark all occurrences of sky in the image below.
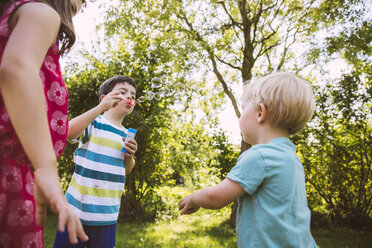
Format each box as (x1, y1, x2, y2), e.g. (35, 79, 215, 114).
(65, 1, 242, 145)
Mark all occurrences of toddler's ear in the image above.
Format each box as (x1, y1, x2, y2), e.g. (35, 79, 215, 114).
(257, 103, 267, 123)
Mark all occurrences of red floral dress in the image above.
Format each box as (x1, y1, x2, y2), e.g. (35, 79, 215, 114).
(0, 1, 69, 247)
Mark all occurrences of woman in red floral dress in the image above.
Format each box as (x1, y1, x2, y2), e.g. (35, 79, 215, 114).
(0, 0, 88, 247)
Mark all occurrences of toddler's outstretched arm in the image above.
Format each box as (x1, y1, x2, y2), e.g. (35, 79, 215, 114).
(178, 178, 245, 215)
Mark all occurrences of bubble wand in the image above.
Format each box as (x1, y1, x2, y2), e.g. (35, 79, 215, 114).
(123, 98, 136, 107)
(119, 95, 136, 107)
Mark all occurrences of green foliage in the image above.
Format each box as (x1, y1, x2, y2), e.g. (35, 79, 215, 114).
(59, 48, 239, 222)
(120, 118, 239, 221)
(59, 41, 179, 220)
(307, 0, 371, 69)
(211, 131, 240, 180)
(150, 186, 190, 222)
(326, 20, 372, 69)
(296, 0, 372, 228)
(58, 0, 372, 230)
(313, 0, 368, 27)
(294, 73, 372, 228)
(58, 52, 160, 187)
(105, 0, 320, 123)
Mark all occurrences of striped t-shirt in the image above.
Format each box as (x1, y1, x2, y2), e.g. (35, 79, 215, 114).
(65, 115, 128, 226)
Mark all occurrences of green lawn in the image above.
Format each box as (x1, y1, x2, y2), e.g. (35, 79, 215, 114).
(44, 210, 372, 248)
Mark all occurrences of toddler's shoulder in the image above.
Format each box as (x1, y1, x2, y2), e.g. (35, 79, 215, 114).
(238, 147, 265, 165)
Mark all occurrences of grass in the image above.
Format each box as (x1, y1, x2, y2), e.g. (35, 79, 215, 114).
(311, 228, 372, 248)
(44, 210, 372, 248)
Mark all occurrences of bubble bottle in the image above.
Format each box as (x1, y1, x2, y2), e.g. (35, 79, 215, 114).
(122, 128, 137, 153)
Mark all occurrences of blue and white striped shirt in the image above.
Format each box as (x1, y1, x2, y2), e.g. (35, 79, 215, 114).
(66, 115, 128, 226)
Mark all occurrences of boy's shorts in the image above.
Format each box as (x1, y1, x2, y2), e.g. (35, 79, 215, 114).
(53, 223, 116, 248)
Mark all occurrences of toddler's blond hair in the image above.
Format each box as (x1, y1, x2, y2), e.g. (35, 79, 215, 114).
(243, 72, 315, 134)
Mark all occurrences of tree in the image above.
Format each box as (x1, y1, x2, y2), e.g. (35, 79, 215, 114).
(76, 0, 372, 227)
(59, 49, 177, 220)
(60, 33, 240, 221)
(107, 0, 318, 118)
(294, 0, 372, 228)
(104, 0, 320, 225)
(295, 73, 372, 228)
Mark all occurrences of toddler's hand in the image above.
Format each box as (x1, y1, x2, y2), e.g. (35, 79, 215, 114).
(178, 195, 200, 215)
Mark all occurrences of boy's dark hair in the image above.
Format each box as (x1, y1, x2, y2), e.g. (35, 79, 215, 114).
(99, 75, 137, 98)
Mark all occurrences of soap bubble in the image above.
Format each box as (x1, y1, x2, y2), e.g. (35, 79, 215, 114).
(173, 92, 184, 102)
(151, 77, 162, 88)
(146, 91, 155, 100)
(174, 82, 185, 92)
(137, 96, 146, 103)
(215, 83, 223, 92)
(137, 77, 198, 107)
(161, 75, 172, 85)
(159, 87, 173, 97)
(154, 92, 163, 101)
(192, 85, 201, 92)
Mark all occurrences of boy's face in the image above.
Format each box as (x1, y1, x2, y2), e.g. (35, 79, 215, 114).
(239, 99, 259, 145)
(111, 82, 137, 116)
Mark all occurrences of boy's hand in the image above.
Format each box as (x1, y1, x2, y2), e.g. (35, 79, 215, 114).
(122, 138, 137, 158)
(178, 195, 200, 215)
(99, 91, 123, 111)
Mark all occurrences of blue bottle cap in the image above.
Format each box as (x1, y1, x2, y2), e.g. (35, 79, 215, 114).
(128, 128, 137, 134)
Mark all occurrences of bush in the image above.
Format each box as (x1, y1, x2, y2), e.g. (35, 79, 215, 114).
(150, 186, 191, 223)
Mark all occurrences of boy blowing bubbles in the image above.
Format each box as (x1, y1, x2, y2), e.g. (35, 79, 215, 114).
(179, 72, 317, 247)
(54, 76, 137, 248)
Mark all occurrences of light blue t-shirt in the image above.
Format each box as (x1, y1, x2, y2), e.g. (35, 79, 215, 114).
(227, 137, 317, 248)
